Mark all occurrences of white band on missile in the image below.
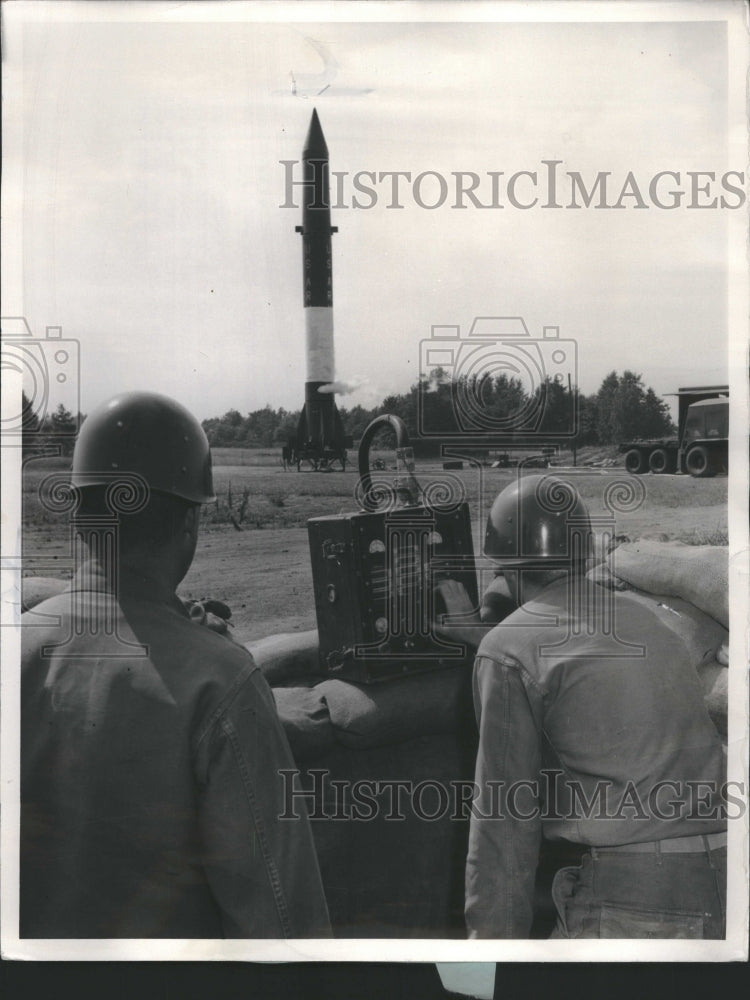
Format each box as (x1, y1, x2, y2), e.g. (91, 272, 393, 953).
(305, 307, 335, 382)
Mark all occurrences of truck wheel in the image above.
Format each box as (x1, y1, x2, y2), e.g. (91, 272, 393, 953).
(624, 449, 646, 474)
(648, 448, 675, 475)
(685, 445, 716, 478)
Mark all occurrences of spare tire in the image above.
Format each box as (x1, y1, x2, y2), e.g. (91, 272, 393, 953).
(685, 445, 716, 478)
(624, 449, 646, 474)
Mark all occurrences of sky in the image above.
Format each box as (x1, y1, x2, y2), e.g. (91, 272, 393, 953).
(3, 1, 744, 425)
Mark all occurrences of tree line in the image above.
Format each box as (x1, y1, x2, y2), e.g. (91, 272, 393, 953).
(201, 369, 675, 454)
(21, 396, 81, 457)
(20, 370, 675, 458)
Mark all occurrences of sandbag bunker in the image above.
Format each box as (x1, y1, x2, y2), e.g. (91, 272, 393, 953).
(21, 538, 729, 938)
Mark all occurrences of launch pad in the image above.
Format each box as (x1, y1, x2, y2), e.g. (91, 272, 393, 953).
(283, 442, 349, 472)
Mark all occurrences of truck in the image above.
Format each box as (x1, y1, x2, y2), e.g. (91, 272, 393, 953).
(621, 385, 728, 478)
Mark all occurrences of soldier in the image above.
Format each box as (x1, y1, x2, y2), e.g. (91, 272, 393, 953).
(21, 391, 331, 939)
(438, 474, 727, 939)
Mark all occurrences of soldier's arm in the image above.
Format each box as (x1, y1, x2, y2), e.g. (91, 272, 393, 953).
(465, 653, 543, 939)
(194, 666, 332, 938)
(433, 579, 494, 649)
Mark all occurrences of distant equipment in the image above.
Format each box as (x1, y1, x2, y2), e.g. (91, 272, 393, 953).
(621, 385, 729, 477)
(307, 415, 478, 683)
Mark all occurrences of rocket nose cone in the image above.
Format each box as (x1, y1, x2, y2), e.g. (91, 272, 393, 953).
(303, 107, 328, 157)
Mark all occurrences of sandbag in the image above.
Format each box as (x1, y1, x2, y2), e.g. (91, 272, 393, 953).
(246, 629, 320, 685)
(21, 576, 67, 612)
(606, 540, 728, 628)
(696, 659, 729, 740)
(272, 685, 336, 757)
(251, 630, 475, 752)
(591, 555, 728, 741)
(586, 562, 629, 591)
(316, 666, 474, 750)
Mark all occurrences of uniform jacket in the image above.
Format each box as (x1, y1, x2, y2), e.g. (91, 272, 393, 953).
(465, 577, 727, 938)
(21, 561, 331, 939)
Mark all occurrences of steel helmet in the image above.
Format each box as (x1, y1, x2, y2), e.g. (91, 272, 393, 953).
(71, 391, 215, 503)
(484, 474, 591, 568)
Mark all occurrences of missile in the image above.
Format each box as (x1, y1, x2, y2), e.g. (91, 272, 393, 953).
(293, 109, 349, 467)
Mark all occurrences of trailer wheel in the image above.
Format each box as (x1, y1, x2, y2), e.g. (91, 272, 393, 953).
(624, 449, 646, 474)
(648, 448, 675, 475)
(685, 445, 716, 478)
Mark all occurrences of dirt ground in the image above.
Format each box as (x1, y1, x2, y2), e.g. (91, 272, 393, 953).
(21, 456, 727, 643)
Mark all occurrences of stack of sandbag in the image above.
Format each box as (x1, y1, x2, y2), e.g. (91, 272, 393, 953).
(247, 632, 478, 937)
(248, 630, 475, 757)
(600, 540, 729, 738)
(605, 539, 728, 628)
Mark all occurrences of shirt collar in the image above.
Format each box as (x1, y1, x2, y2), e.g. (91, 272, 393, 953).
(68, 558, 187, 614)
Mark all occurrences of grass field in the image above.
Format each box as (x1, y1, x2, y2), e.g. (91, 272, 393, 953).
(20, 449, 728, 642)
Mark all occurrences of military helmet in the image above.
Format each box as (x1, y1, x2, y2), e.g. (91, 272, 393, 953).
(484, 473, 591, 568)
(71, 391, 215, 504)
